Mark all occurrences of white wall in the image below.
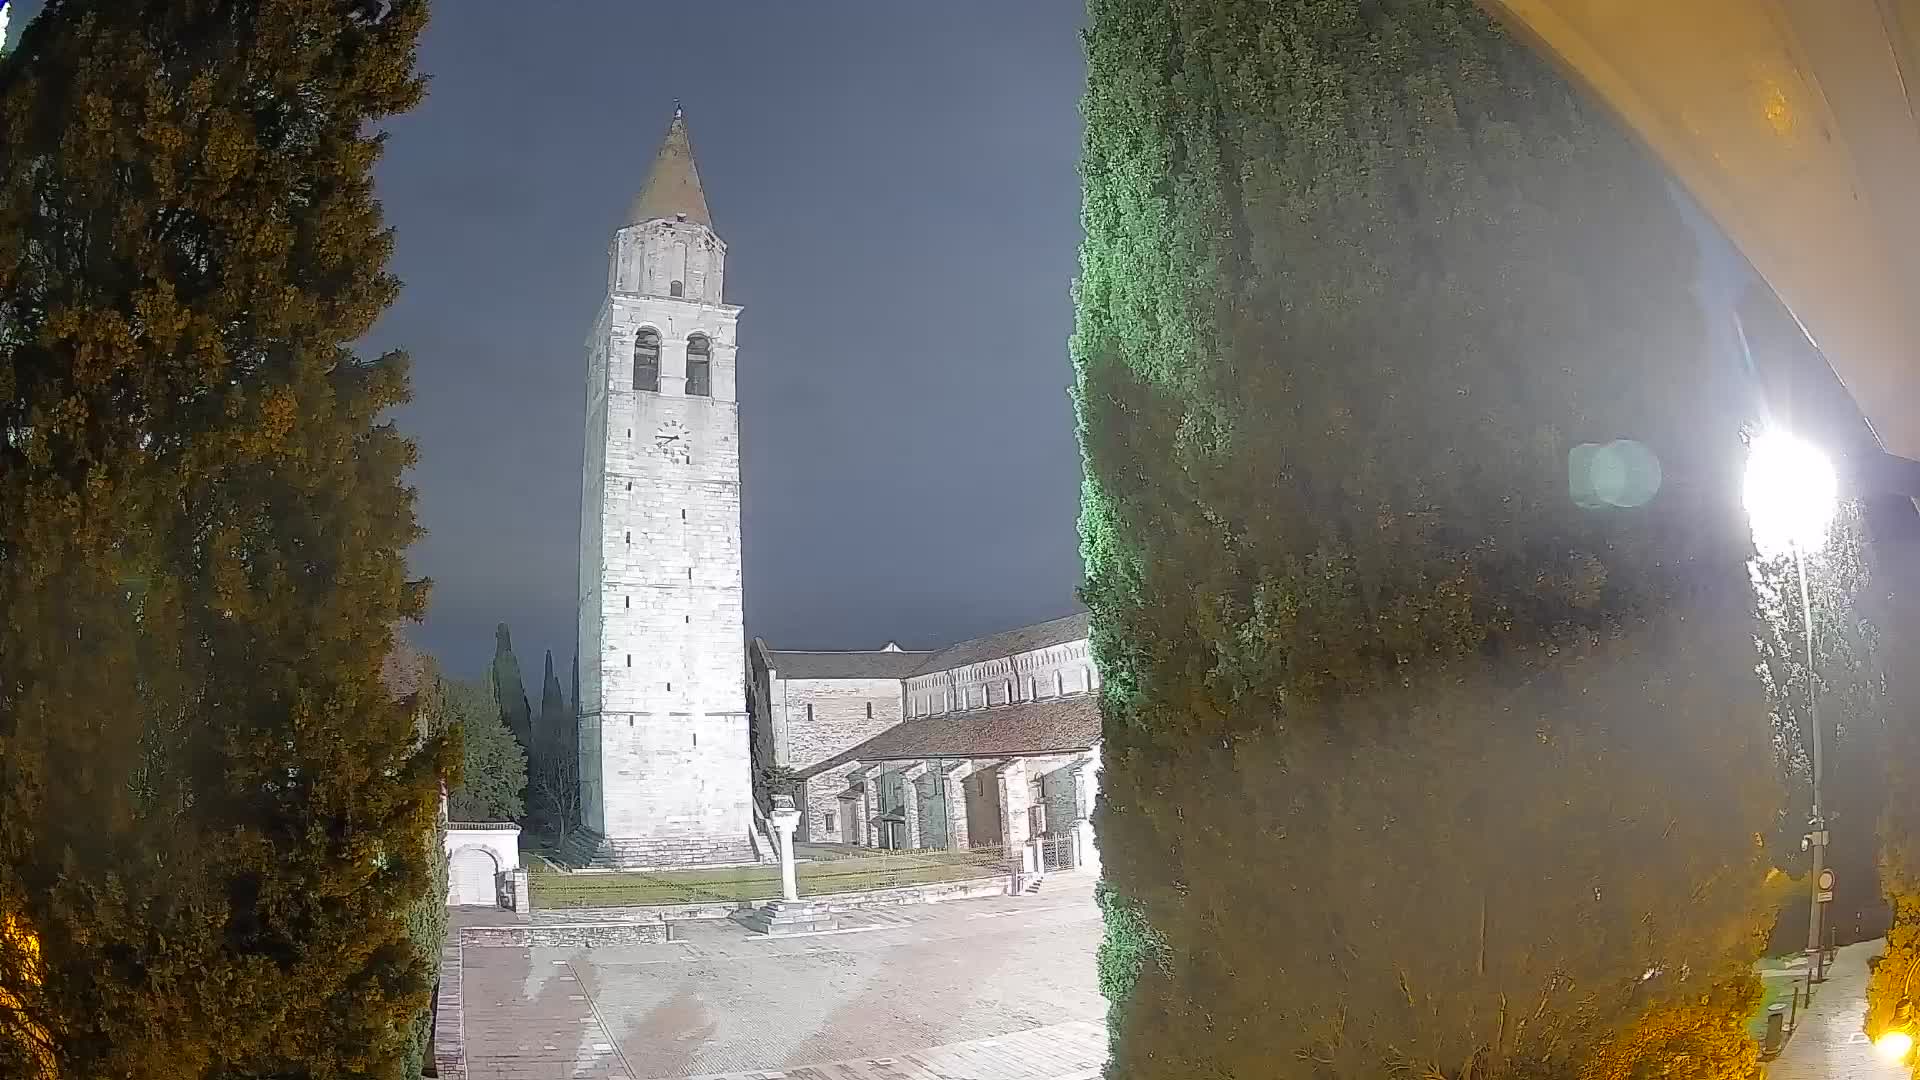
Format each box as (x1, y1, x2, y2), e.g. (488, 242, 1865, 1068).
(445, 824, 520, 907)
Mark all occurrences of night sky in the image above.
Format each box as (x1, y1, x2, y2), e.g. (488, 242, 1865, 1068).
(8, 2, 1095, 677)
(379, 2, 1091, 677)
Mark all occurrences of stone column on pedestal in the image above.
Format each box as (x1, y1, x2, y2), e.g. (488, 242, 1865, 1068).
(771, 794, 801, 902)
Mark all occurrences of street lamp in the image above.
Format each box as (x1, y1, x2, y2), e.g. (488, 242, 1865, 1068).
(1744, 430, 1839, 982)
(1875, 955, 1920, 1062)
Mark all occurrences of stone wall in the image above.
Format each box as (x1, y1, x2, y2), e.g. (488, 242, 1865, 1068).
(432, 939, 467, 1078)
(773, 677, 903, 840)
(458, 921, 669, 948)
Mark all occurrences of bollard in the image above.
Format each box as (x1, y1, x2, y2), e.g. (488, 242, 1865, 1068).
(1764, 1003, 1787, 1056)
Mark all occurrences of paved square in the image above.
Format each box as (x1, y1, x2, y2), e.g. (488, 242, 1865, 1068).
(459, 879, 1106, 1080)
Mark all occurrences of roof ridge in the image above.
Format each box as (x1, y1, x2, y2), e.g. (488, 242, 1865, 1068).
(769, 647, 936, 655)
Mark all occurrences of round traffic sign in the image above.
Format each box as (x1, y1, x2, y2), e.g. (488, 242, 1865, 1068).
(1818, 868, 1836, 891)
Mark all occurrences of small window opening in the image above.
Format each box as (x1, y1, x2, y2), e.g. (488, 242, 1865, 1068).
(625, 654, 631, 667)
(625, 531, 631, 544)
(626, 482, 632, 491)
(824, 810, 837, 833)
(805, 704, 814, 723)
(624, 596, 630, 609)
(633, 329, 660, 392)
(681, 508, 687, 520)
(667, 682, 672, 692)
(686, 335, 712, 397)
(670, 280, 684, 297)
(866, 701, 873, 719)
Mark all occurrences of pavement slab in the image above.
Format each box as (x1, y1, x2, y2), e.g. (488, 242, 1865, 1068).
(459, 878, 1105, 1080)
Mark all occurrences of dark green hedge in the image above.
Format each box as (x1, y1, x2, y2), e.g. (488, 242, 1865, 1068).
(1071, 1, 1781, 1075)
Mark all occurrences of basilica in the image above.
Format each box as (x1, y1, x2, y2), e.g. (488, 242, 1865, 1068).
(566, 111, 1102, 876)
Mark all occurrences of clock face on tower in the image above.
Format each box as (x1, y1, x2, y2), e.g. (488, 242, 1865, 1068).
(654, 419, 692, 464)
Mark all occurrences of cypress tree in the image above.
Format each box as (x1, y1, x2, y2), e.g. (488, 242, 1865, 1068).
(1073, 1, 1780, 1076)
(0, 2, 446, 1076)
(489, 622, 533, 754)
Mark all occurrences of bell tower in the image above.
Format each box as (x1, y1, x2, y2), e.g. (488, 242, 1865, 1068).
(571, 108, 754, 868)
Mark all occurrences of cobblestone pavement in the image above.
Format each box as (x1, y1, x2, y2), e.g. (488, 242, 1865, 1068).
(1768, 939, 1904, 1080)
(460, 878, 1105, 1080)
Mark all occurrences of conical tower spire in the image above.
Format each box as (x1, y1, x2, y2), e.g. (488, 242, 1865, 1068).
(627, 104, 711, 228)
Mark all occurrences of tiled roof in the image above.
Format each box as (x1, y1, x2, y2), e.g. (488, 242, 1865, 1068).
(909, 611, 1090, 677)
(797, 693, 1102, 778)
(765, 649, 935, 681)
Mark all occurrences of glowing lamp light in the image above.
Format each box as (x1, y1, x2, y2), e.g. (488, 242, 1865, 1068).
(1876, 1029, 1913, 1062)
(1743, 431, 1837, 558)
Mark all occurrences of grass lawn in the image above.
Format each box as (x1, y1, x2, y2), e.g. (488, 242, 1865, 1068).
(530, 846, 1009, 908)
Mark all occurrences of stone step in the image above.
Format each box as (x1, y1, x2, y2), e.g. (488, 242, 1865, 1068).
(737, 899, 837, 936)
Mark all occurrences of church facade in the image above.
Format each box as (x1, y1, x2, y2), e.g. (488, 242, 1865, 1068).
(571, 112, 1102, 874)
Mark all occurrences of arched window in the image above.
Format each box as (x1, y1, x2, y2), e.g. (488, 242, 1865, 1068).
(634, 329, 660, 392)
(670, 280, 684, 297)
(686, 334, 712, 397)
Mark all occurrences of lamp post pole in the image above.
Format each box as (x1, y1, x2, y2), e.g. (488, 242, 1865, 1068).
(1742, 431, 1839, 985)
(1797, 544, 1829, 983)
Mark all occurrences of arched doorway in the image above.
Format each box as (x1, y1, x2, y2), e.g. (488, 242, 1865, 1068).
(448, 845, 501, 907)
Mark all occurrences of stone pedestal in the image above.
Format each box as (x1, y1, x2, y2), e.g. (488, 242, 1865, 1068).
(739, 899, 836, 936)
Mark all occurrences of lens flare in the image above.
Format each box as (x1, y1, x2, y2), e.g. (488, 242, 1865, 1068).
(1743, 431, 1837, 557)
(1875, 1030, 1912, 1061)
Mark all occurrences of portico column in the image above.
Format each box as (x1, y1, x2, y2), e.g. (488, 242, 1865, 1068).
(861, 775, 880, 848)
(941, 761, 973, 850)
(996, 759, 1032, 893)
(899, 762, 928, 849)
(1073, 756, 1100, 873)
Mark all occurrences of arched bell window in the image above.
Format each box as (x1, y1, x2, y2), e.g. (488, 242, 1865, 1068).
(686, 334, 712, 397)
(633, 329, 660, 392)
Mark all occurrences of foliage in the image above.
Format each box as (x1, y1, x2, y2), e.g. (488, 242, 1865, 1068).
(1072, 1, 1780, 1077)
(526, 649, 576, 833)
(490, 622, 534, 754)
(1749, 498, 1887, 947)
(446, 677, 526, 823)
(0, 1, 444, 1076)
(1866, 494, 1920, 1059)
(527, 727, 582, 845)
(399, 671, 454, 1080)
(1579, 980, 1761, 1080)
